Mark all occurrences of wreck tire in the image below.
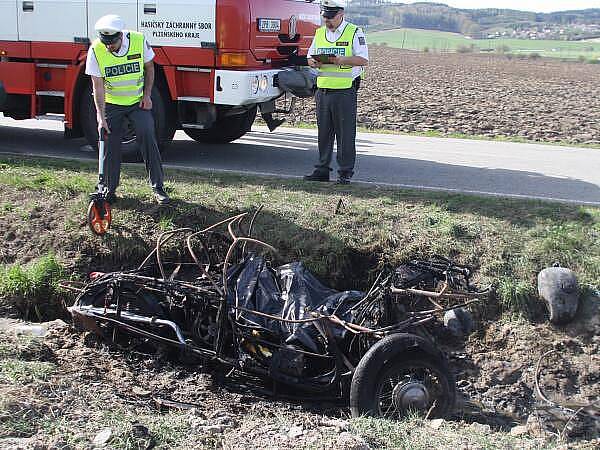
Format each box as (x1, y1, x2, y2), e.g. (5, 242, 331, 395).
(350, 334, 456, 419)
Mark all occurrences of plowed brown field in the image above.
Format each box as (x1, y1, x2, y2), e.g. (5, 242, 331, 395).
(288, 47, 600, 145)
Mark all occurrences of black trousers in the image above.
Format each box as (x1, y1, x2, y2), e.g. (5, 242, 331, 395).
(104, 103, 164, 193)
(314, 84, 358, 177)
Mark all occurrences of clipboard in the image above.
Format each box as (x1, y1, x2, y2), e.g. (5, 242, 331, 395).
(310, 53, 336, 64)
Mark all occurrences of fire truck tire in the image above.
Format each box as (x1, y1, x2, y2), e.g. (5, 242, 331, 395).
(183, 106, 257, 144)
(80, 84, 176, 162)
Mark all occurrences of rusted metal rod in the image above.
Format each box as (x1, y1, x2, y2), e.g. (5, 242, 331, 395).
(391, 287, 486, 299)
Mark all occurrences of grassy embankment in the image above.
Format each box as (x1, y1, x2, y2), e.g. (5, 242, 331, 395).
(0, 155, 598, 448)
(0, 155, 598, 319)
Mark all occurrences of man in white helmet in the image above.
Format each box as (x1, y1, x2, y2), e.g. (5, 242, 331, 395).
(303, 0, 368, 185)
(85, 14, 169, 205)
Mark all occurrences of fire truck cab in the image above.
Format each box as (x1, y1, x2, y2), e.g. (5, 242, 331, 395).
(0, 0, 320, 158)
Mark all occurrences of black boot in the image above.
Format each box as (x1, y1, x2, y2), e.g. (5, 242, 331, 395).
(267, 118, 285, 132)
(303, 169, 330, 182)
(336, 171, 353, 185)
(262, 113, 286, 132)
(153, 187, 170, 205)
(105, 191, 118, 204)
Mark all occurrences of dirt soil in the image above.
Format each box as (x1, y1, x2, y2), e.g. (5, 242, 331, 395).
(1, 322, 371, 449)
(286, 47, 600, 145)
(1, 299, 598, 449)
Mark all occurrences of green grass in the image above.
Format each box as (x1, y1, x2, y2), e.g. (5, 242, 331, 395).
(0, 413, 38, 439)
(1, 202, 14, 212)
(12, 402, 220, 448)
(497, 278, 538, 319)
(0, 160, 93, 199)
(0, 254, 65, 299)
(0, 333, 51, 361)
(0, 360, 55, 385)
(157, 211, 176, 231)
(370, 28, 600, 60)
(0, 155, 599, 319)
(350, 415, 559, 449)
(0, 254, 66, 320)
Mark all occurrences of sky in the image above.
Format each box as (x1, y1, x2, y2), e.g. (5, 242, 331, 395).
(397, 1, 599, 13)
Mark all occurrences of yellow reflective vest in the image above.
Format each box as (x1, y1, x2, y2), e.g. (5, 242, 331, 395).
(314, 23, 358, 89)
(92, 31, 145, 106)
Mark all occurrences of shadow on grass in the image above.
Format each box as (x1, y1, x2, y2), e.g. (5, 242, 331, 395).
(58, 191, 377, 291)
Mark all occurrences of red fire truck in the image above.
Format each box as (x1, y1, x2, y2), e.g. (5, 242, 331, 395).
(0, 0, 320, 158)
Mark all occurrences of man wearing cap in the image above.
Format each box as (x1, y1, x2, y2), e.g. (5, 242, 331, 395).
(85, 14, 169, 205)
(304, 0, 368, 185)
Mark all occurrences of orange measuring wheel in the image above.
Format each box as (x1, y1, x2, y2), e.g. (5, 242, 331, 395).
(87, 128, 112, 236)
(87, 199, 112, 236)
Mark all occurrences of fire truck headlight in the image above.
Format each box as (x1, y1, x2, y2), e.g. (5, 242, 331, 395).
(259, 75, 269, 92)
(251, 76, 259, 94)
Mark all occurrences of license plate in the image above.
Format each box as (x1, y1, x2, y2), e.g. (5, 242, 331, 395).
(258, 18, 281, 33)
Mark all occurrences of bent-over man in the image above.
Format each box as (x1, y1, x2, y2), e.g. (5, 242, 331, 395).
(86, 14, 169, 204)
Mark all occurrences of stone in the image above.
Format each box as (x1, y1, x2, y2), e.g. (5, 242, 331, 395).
(9, 319, 67, 337)
(525, 414, 547, 438)
(13, 324, 48, 337)
(443, 308, 474, 337)
(319, 418, 349, 431)
(469, 422, 491, 433)
(538, 266, 579, 325)
(337, 432, 371, 450)
(428, 418, 445, 429)
(92, 428, 112, 446)
(510, 425, 529, 436)
(200, 425, 226, 435)
(46, 319, 68, 329)
(287, 425, 304, 438)
(132, 386, 151, 397)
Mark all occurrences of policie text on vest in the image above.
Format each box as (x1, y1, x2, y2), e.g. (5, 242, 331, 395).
(104, 62, 141, 78)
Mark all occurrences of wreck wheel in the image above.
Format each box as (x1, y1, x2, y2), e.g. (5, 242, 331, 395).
(373, 359, 452, 418)
(350, 335, 455, 419)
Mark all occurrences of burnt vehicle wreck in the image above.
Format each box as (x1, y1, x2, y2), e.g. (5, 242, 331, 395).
(67, 211, 487, 419)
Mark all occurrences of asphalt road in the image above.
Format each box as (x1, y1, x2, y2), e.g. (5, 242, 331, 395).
(1, 116, 599, 206)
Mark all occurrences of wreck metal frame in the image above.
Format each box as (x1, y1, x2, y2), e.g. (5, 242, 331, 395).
(66, 211, 488, 419)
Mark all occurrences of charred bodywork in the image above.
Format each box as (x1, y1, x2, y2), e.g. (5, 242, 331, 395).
(67, 211, 487, 419)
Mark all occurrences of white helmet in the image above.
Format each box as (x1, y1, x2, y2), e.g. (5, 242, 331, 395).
(321, 0, 346, 19)
(95, 15, 125, 44)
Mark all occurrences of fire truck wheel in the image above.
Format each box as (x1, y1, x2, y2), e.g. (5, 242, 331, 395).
(80, 84, 176, 162)
(183, 106, 257, 144)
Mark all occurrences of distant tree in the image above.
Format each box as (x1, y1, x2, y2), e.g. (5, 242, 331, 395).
(348, 4, 600, 41)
